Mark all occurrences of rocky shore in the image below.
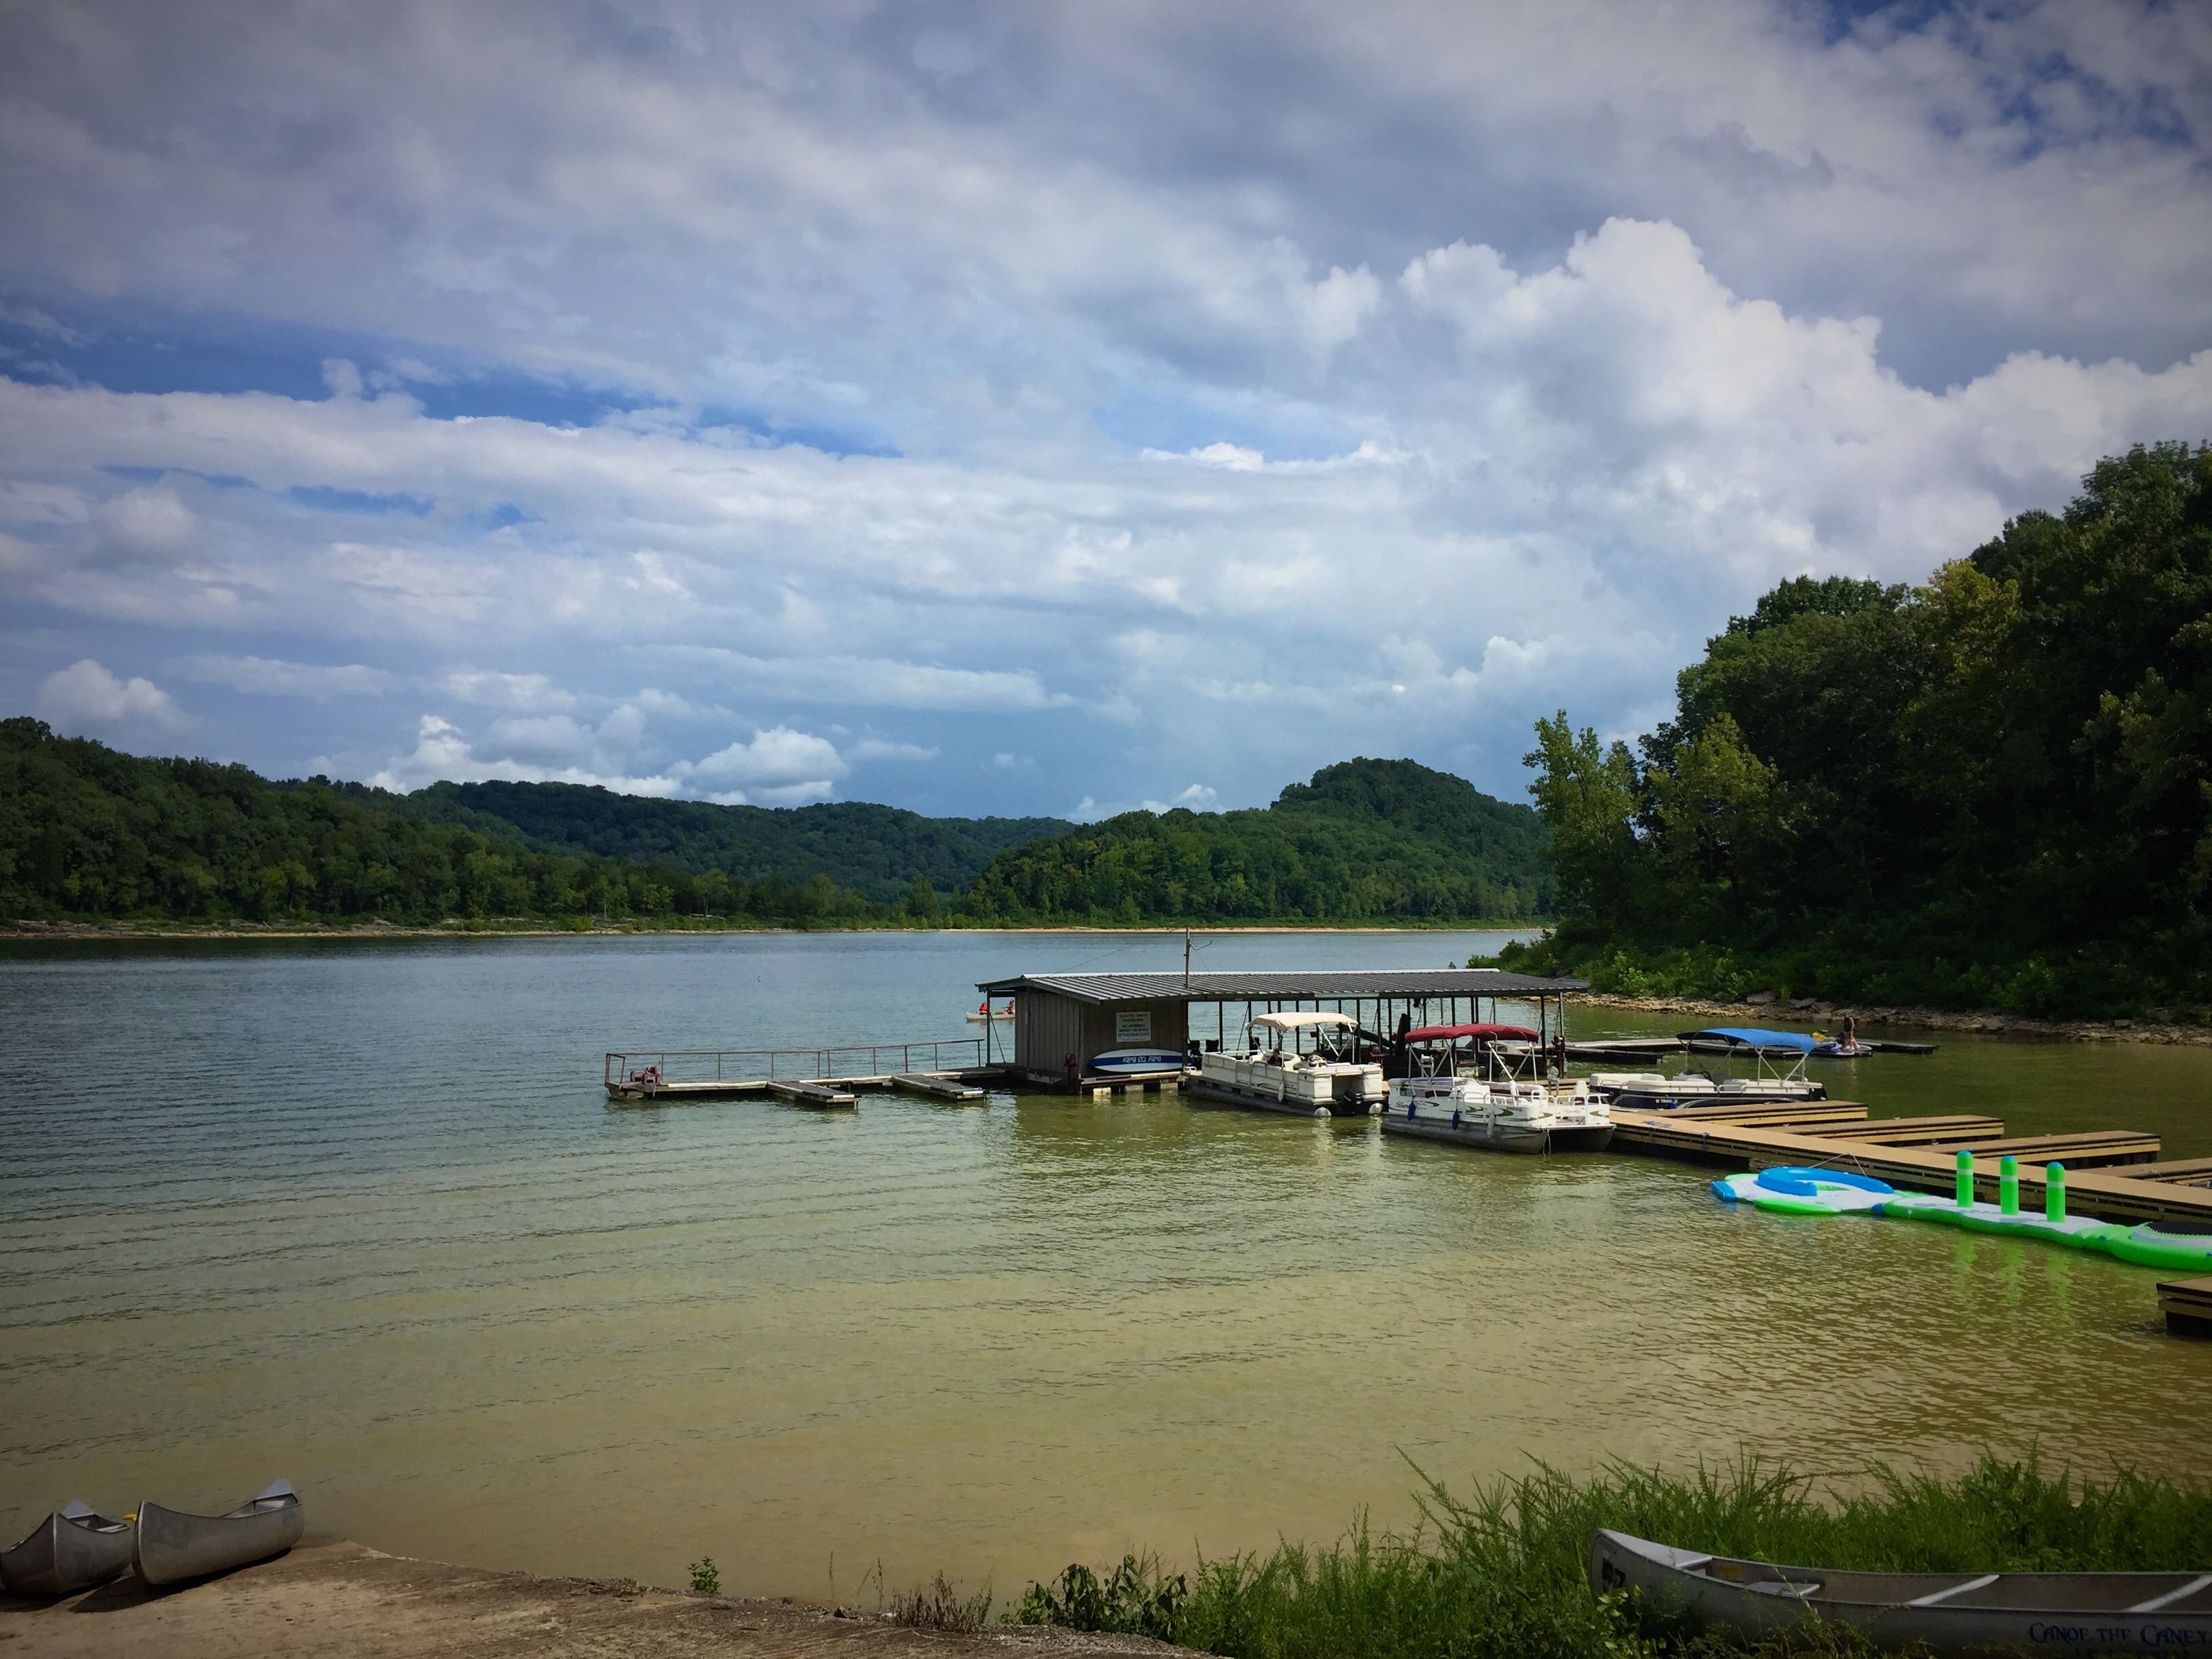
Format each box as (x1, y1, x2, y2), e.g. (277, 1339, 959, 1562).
(1572, 992, 2212, 1048)
(0, 1540, 1174, 1658)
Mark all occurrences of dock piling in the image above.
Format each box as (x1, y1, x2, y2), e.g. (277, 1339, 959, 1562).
(1999, 1155, 2020, 1215)
(1955, 1149, 1973, 1208)
(2046, 1162, 2066, 1223)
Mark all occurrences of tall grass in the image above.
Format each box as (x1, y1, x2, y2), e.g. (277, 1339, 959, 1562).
(1008, 1454, 2212, 1658)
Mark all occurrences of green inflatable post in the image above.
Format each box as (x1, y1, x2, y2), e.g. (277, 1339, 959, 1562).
(1955, 1149, 1973, 1207)
(2045, 1162, 2066, 1223)
(2000, 1154, 2020, 1216)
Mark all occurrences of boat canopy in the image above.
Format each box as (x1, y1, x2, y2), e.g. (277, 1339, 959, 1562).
(1681, 1027, 1818, 1053)
(1251, 1010, 1357, 1032)
(1404, 1023, 1539, 1044)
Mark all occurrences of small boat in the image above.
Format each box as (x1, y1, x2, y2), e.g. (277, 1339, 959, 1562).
(1377, 1023, 1612, 1151)
(0, 1500, 134, 1596)
(965, 1000, 1015, 1024)
(1589, 1526, 2212, 1654)
(133, 1481, 302, 1585)
(1187, 1012, 1384, 1117)
(1086, 1047, 1187, 1077)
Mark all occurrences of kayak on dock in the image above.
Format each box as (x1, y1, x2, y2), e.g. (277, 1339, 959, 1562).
(1589, 1527, 2212, 1654)
(0, 1501, 134, 1597)
(134, 1481, 302, 1585)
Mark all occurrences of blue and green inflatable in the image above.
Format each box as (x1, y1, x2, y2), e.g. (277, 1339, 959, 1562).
(1712, 1153, 2212, 1272)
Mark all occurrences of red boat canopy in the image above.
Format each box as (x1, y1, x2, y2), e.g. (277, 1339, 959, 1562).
(1403, 1023, 1540, 1044)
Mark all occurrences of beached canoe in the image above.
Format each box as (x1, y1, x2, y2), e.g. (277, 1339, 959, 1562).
(132, 1481, 302, 1585)
(0, 1501, 134, 1596)
(1589, 1528, 2212, 1654)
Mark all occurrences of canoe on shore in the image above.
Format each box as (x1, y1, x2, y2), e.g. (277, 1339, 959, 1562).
(134, 1481, 302, 1585)
(0, 1501, 134, 1596)
(1589, 1528, 2212, 1655)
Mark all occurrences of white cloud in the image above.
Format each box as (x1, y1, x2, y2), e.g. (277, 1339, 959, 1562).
(672, 726, 847, 806)
(3, 2, 2211, 811)
(848, 738, 939, 762)
(367, 713, 682, 796)
(180, 654, 397, 698)
(1141, 784, 1218, 813)
(435, 670, 578, 712)
(36, 659, 194, 739)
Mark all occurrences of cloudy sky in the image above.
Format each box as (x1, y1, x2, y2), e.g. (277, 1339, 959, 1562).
(4, 1, 2210, 818)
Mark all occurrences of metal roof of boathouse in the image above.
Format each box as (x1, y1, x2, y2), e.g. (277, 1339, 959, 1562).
(975, 969, 1586, 1004)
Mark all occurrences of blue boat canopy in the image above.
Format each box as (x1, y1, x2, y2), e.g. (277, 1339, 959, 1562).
(1681, 1027, 1819, 1053)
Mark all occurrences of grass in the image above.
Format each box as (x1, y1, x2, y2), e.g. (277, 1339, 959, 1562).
(1006, 1454, 2212, 1658)
(889, 1571, 996, 1633)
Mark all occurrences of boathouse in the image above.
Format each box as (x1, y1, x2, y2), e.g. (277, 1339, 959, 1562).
(974, 968, 1589, 1087)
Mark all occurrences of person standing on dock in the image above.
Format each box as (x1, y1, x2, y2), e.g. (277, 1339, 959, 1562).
(1841, 1013, 1858, 1050)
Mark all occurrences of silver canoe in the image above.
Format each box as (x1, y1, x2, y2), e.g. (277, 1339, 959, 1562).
(0, 1501, 134, 1597)
(133, 1480, 302, 1585)
(1590, 1528, 2212, 1655)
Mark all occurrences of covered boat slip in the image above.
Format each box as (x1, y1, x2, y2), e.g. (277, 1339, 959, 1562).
(974, 968, 1588, 1090)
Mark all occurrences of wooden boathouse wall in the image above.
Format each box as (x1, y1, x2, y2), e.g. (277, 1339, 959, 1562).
(1012, 991, 1188, 1084)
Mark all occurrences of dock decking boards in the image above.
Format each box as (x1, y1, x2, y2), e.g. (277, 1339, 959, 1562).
(890, 1072, 986, 1101)
(768, 1080, 859, 1109)
(1611, 1107, 2212, 1229)
(2131, 1158, 2212, 1186)
(2159, 1276, 2212, 1337)
(1925, 1130, 2163, 1167)
(1790, 1114, 2008, 1145)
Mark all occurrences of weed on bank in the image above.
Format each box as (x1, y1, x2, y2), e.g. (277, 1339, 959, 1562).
(1006, 1454, 2212, 1658)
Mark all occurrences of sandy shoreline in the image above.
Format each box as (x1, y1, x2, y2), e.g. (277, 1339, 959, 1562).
(0, 1540, 1173, 1658)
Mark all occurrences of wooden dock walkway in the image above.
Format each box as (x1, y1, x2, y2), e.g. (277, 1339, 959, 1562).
(768, 1080, 859, 1109)
(892, 1072, 986, 1101)
(1610, 1101, 2212, 1227)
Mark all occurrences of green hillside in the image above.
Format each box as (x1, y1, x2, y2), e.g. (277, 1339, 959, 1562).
(405, 780, 1069, 905)
(2, 727, 1549, 930)
(961, 758, 1551, 923)
(0, 718, 886, 926)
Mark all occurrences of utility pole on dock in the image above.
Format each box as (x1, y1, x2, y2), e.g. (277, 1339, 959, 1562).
(1183, 929, 1191, 989)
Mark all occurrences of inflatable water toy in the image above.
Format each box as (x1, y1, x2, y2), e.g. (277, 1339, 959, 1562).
(1711, 1166, 1894, 1215)
(1715, 1152, 2212, 1272)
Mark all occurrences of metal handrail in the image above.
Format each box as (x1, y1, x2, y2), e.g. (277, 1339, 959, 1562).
(605, 1037, 987, 1086)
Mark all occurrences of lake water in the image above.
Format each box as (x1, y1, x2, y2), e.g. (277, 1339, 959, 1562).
(3, 930, 2209, 1601)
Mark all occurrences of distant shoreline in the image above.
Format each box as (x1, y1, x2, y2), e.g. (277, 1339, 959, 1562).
(2, 918, 1547, 943)
(1572, 991, 2212, 1048)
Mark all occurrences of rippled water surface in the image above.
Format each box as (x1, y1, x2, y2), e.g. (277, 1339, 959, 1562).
(3, 931, 2209, 1597)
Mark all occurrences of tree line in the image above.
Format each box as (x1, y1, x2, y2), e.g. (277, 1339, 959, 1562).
(1497, 441, 2212, 1015)
(1, 731, 1550, 929)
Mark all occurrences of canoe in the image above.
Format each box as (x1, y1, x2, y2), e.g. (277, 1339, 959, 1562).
(1589, 1528, 2212, 1654)
(133, 1481, 302, 1585)
(0, 1501, 134, 1596)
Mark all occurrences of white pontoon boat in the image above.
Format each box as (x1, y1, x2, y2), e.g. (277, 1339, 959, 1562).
(1188, 1011, 1385, 1118)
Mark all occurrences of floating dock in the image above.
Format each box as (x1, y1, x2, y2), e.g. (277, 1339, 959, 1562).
(2160, 1275, 2212, 1338)
(1612, 1101, 2211, 1227)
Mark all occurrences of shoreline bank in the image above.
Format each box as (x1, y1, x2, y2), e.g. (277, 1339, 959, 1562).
(1, 918, 1538, 942)
(0, 1540, 1171, 1658)
(1572, 991, 2212, 1048)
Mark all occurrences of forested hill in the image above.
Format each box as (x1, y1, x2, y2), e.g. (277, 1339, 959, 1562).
(962, 758, 1551, 923)
(1502, 440, 2212, 1015)
(2, 731, 1544, 928)
(405, 781, 1069, 905)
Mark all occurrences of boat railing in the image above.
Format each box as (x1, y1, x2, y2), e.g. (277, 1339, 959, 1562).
(605, 1038, 989, 1088)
